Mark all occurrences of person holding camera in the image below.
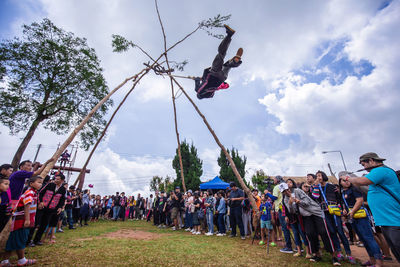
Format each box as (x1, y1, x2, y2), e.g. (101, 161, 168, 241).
(344, 152, 400, 263)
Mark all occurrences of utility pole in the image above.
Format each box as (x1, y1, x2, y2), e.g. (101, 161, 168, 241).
(33, 144, 42, 162)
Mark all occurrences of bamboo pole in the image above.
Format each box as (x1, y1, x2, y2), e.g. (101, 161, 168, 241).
(155, 0, 186, 192)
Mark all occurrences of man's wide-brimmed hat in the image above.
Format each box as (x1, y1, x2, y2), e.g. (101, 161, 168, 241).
(359, 152, 386, 163)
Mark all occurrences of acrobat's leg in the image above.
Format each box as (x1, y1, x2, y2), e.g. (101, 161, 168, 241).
(210, 25, 235, 76)
(221, 48, 243, 80)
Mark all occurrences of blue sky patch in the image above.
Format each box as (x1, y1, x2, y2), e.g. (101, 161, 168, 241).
(294, 39, 375, 86)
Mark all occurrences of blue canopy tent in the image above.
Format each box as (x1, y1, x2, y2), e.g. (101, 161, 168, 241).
(200, 176, 230, 190)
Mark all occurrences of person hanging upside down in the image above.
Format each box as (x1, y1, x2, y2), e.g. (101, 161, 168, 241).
(195, 24, 243, 99)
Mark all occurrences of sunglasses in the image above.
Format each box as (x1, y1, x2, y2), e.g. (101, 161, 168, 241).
(360, 159, 370, 164)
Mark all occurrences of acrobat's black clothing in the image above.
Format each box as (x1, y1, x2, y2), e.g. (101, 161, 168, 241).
(195, 35, 241, 99)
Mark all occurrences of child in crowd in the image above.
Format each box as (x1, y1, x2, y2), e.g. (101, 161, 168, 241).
(259, 194, 275, 246)
(0, 177, 11, 233)
(1, 176, 43, 266)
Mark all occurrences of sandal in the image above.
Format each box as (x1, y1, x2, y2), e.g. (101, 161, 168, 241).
(17, 259, 37, 266)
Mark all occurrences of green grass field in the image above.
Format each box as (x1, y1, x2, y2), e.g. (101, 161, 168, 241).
(21, 220, 353, 266)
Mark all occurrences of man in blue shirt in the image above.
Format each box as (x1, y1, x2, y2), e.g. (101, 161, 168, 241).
(346, 152, 400, 263)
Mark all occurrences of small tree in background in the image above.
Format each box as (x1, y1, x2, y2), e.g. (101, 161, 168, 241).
(251, 169, 274, 192)
(149, 175, 174, 192)
(172, 140, 202, 191)
(218, 147, 248, 189)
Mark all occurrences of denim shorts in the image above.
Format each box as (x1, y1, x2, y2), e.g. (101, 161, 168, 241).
(261, 219, 273, 230)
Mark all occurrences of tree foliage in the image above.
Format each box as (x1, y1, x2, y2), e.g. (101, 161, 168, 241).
(217, 147, 248, 189)
(251, 169, 274, 192)
(172, 140, 203, 191)
(0, 18, 112, 166)
(149, 175, 173, 193)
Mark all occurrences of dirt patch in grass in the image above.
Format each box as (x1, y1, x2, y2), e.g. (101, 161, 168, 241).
(76, 229, 162, 241)
(104, 229, 160, 240)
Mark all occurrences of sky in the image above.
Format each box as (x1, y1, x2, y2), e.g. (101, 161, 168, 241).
(0, 0, 399, 197)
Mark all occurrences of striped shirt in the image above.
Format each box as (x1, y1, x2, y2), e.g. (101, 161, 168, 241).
(11, 187, 37, 231)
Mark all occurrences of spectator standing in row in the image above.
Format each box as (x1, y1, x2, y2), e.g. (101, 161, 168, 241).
(346, 152, 400, 263)
(339, 172, 383, 267)
(32, 172, 66, 245)
(204, 189, 216, 236)
(273, 175, 293, 253)
(112, 192, 121, 221)
(146, 194, 153, 222)
(216, 191, 226, 236)
(228, 182, 245, 240)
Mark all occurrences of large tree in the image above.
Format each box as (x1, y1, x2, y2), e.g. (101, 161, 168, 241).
(172, 140, 202, 191)
(218, 147, 248, 189)
(0, 18, 112, 168)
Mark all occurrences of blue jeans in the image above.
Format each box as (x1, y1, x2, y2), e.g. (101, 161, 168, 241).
(218, 213, 226, 234)
(184, 210, 193, 228)
(113, 206, 121, 220)
(206, 210, 214, 233)
(65, 208, 73, 228)
(291, 220, 309, 247)
(278, 210, 292, 249)
(324, 213, 351, 255)
(352, 218, 382, 260)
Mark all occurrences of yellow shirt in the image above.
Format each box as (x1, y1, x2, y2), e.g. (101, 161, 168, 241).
(273, 185, 282, 212)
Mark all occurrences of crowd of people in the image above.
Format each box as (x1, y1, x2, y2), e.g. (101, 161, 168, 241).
(0, 152, 399, 266)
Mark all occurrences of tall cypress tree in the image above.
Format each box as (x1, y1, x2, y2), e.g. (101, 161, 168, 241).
(172, 140, 203, 191)
(217, 147, 248, 189)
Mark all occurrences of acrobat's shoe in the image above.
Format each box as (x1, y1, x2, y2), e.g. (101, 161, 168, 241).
(224, 48, 243, 68)
(224, 24, 235, 37)
(233, 48, 243, 62)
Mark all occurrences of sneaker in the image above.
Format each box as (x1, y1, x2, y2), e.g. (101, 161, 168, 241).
(35, 241, 43, 246)
(185, 228, 191, 231)
(171, 227, 176, 231)
(241, 236, 246, 240)
(310, 256, 322, 262)
(69, 227, 76, 230)
(205, 232, 212, 236)
(229, 234, 236, 238)
(223, 24, 235, 37)
(216, 233, 225, 236)
(270, 242, 277, 247)
(280, 247, 293, 254)
(332, 257, 341, 266)
(28, 241, 35, 247)
(158, 225, 162, 228)
(259, 240, 265, 245)
(192, 231, 196, 235)
(347, 256, 356, 265)
(57, 229, 64, 233)
(196, 231, 201, 235)
(293, 252, 302, 257)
